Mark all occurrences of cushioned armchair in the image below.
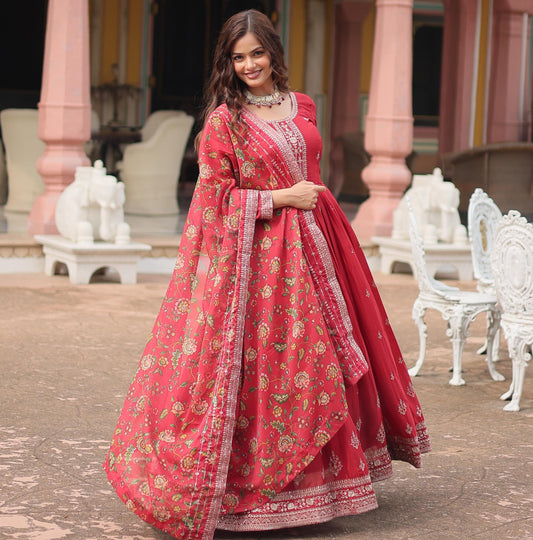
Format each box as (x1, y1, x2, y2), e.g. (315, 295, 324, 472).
(119, 114, 194, 215)
(0, 108, 45, 212)
(140, 110, 186, 141)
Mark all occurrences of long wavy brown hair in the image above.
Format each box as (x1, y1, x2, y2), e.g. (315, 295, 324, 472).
(194, 9, 289, 149)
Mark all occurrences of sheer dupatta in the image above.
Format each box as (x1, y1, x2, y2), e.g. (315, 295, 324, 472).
(104, 111, 264, 538)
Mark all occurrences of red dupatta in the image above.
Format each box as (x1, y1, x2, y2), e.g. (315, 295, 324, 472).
(104, 100, 369, 539)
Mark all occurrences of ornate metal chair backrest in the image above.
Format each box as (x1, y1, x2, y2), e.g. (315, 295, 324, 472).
(490, 210, 533, 411)
(491, 210, 533, 317)
(468, 188, 502, 293)
(406, 196, 448, 297)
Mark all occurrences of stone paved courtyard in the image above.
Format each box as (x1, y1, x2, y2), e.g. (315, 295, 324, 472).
(1, 271, 532, 539)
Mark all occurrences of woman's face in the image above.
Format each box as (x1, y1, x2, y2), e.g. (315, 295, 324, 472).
(231, 32, 273, 95)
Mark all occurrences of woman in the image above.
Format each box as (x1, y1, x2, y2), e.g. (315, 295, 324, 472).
(104, 9, 430, 539)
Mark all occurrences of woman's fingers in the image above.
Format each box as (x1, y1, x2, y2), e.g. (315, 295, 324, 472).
(288, 181, 328, 209)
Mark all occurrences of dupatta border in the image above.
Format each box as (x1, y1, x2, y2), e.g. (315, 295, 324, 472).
(199, 188, 260, 539)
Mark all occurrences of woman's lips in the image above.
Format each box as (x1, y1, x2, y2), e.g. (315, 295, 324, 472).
(245, 70, 261, 80)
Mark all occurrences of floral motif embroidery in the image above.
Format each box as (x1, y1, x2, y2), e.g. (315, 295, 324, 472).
(351, 431, 360, 449)
(398, 399, 407, 415)
(376, 424, 386, 444)
(329, 451, 343, 477)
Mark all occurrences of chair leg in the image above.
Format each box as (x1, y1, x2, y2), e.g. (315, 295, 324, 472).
(493, 327, 501, 362)
(503, 339, 531, 412)
(477, 312, 501, 362)
(485, 310, 504, 382)
(500, 382, 514, 401)
(476, 312, 490, 355)
(500, 335, 521, 402)
(447, 314, 467, 385)
(408, 299, 427, 377)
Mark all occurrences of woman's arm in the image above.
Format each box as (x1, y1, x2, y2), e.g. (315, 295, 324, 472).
(272, 181, 327, 211)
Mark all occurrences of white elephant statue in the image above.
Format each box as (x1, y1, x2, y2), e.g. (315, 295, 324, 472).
(55, 160, 131, 244)
(392, 168, 467, 245)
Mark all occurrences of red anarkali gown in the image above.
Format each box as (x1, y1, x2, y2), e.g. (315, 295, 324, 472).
(104, 92, 430, 539)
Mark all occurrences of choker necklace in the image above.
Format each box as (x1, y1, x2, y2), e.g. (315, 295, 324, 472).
(244, 87, 284, 108)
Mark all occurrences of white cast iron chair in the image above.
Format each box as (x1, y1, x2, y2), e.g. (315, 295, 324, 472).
(119, 114, 194, 215)
(0, 108, 45, 212)
(140, 110, 186, 141)
(467, 188, 503, 359)
(490, 210, 533, 411)
(407, 198, 504, 385)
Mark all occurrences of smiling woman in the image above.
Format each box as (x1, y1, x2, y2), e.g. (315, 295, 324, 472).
(231, 34, 274, 94)
(104, 9, 430, 540)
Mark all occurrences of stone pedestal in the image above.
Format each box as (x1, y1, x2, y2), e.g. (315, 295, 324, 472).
(35, 235, 151, 284)
(373, 236, 473, 280)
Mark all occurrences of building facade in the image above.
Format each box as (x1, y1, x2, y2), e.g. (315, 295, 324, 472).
(1, 0, 532, 237)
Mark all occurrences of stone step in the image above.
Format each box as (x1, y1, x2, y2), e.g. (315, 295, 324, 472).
(0, 232, 381, 275)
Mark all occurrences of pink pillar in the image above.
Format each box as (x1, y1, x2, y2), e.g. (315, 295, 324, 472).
(27, 0, 91, 234)
(487, 0, 533, 143)
(352, 0, 413, 241)
(439, 0, 480, 155)
(328, 1, 372, 197)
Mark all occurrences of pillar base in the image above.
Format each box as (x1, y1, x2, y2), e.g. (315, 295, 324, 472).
(351, 195, 398, 240)
(27, 192, 62, 234)
(352, 157, 411, 241)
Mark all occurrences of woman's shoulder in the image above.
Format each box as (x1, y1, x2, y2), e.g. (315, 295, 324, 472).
(293, 92, 316, 110)
(292, 92, 317, 122)
(198, 104, 234, 152)
(207, 103, 232, 126)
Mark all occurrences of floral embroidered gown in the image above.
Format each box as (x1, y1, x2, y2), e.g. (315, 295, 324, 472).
(104, 92, 430, 539)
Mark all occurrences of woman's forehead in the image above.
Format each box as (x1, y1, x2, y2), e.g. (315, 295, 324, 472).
(232, 32, 263, 54)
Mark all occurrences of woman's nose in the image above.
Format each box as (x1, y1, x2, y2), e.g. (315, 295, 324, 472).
(245, 56, 255, 69)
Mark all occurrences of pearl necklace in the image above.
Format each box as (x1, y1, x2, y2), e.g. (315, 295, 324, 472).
(244, 87, 284, 108)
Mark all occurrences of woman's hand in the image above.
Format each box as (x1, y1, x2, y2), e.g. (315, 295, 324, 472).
(272, 181, 327, 210)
